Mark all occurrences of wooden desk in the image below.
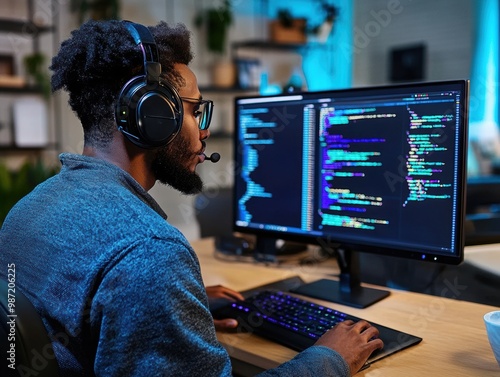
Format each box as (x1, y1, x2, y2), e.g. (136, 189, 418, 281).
(192, 238, 500, 376)
(465, 243, 500, 276)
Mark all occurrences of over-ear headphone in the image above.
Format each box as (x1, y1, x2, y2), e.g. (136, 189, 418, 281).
(116, 21, 183, 148)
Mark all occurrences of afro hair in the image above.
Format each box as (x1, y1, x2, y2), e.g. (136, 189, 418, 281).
(50, 20, 193, 148)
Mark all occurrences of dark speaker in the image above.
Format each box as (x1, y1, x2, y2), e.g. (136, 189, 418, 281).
(389, 44, 426, 83)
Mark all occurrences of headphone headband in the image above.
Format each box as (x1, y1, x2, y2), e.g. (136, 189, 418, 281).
(124, 22, 160, 83)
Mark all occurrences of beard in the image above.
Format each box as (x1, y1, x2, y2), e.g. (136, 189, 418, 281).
(151, 133, 204, 195)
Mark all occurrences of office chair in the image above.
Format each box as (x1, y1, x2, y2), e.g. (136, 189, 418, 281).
(194, 186, 233, 238)
(0, 278, 60, 377)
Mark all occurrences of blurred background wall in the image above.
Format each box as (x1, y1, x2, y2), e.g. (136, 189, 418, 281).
(1, 0, 495, 241)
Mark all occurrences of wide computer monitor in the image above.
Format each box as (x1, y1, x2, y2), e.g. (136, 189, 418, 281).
(233, 79, 469, 308)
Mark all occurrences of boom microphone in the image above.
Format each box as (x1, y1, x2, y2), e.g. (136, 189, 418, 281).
(205, 152, 220, 163)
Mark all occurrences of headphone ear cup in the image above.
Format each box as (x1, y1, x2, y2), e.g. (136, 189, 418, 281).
(116, 77, 183, 148)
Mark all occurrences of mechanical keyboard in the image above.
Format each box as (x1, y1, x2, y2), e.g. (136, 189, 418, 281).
(212, 289, 422, 364)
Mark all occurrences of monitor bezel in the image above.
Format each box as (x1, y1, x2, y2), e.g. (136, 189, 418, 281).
(232, 79, 469, 266)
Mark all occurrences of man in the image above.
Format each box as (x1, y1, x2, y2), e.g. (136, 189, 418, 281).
(0, 20, 382, 376)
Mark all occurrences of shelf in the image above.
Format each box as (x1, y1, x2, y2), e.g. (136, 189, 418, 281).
(232, 40, 308, 52)
(0, 2, 59, 158)
(0, 142, 58, 152)
(0, 18, 54, 35)
(199, 85, 259, 94)
(0, 85, 43, 94)
(0, 146, 46, 153)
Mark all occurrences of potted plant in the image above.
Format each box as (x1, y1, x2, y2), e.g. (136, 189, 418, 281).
(308, 1, 339, 43)
(194, 0, 233, 55)
(270, 9, 307, 44)
(23, 52, 51, 100)
(194, 0, 236, 87)
(70, 0, 121, 24)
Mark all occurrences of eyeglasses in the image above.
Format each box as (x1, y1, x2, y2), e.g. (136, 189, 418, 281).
(180, 97, 214, 131)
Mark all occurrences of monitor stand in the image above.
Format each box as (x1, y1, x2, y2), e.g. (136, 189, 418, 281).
(291, 248, 390, 308)
(253, 236, 308, 263)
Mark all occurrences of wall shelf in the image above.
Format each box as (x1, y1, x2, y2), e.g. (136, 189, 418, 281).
(0, 18, 54, 35)
(199, 85, 258, 93)
(199, 86, 259, 95)
(0, 145, 55, 153)
(0, 85, 44, 94)
(0, 1, 58, 154)
(231, 40, 307, 53)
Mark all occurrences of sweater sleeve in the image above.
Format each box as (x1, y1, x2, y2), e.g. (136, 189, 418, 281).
(257, 346, 350, 377)
(90, 237, 233, 377)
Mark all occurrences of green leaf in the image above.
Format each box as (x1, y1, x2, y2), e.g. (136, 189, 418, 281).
(0, 160, 59, 226)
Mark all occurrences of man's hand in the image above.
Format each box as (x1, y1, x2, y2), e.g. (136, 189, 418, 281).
(315, 320, 384, 375)
(206, 285, 244, 331)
